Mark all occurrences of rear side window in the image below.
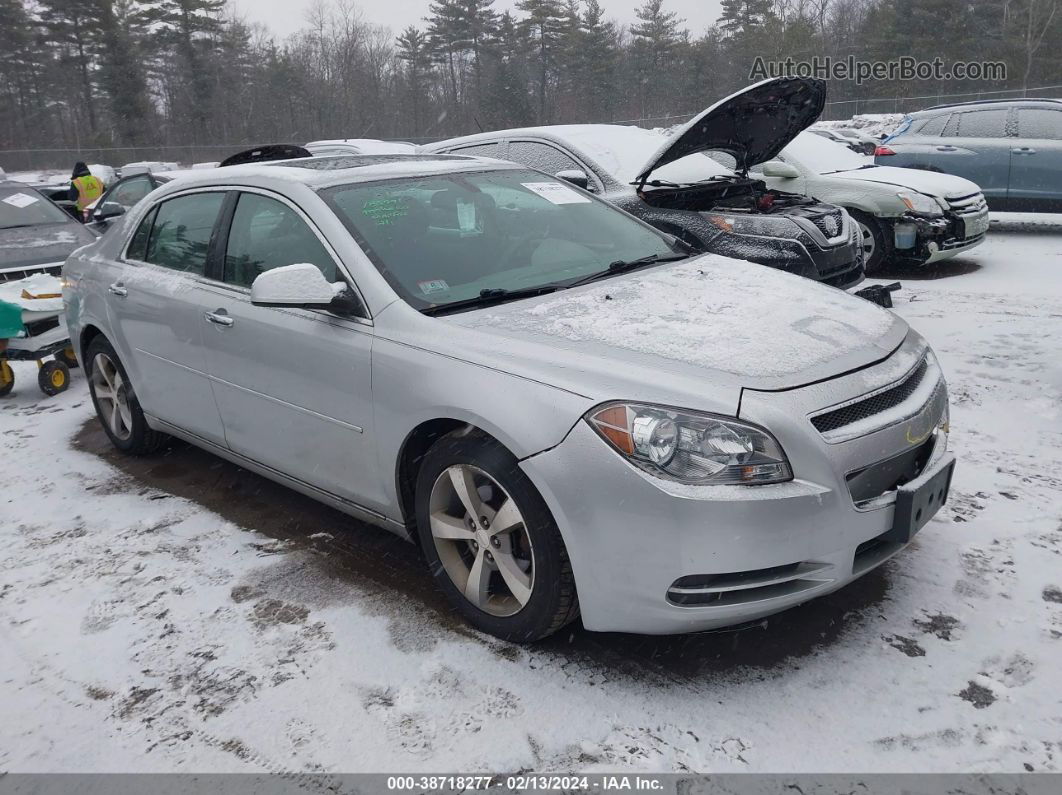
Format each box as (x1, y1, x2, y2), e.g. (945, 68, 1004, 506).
(126, 207, 157, 261)
(1017, 108, 1062, 140)
(507, 141, 583, 175)
(951, 109, 1009, 138)
(223, 192, 338, 288)
(916, 115, 949, 136)
(109, 176, 154, 208)
(143, 192, 225, 275)
(450, 142, 504, 158)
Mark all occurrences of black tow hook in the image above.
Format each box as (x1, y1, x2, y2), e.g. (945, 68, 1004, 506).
(855, 281, 902, 308)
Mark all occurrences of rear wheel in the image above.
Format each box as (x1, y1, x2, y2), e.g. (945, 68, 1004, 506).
(851, 210, 890, 274)
(415, 432, 578, 642)
(85, 336, 167, 455)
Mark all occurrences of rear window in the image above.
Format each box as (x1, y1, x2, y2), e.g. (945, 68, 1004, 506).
(1017, 108, 1062, 140)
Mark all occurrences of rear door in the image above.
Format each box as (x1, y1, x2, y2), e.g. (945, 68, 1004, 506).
(106, 190, 228, 444)
(197, 189, 379, 507)
(924, 109, 1012, 201)
(1008, 107, 1062, 207)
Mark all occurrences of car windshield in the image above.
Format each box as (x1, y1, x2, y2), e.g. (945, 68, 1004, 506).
(783, 132, 873, 174)
(0, 187, 72, 229)
(323, 168, 679, 310)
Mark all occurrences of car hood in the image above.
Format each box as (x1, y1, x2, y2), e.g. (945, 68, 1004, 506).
(830, 165, 981, 199)
(636, 77, 826, 183)
(424, 255, 907, 411)
(0, 223, 95, 270)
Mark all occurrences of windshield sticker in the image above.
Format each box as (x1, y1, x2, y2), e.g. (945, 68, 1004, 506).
(418, 279, 450, 295)
(456, 198, 477, 233)
(361, 197, 407, 226)
(2, 192, 40, 209)
(521, 182, 591, 205)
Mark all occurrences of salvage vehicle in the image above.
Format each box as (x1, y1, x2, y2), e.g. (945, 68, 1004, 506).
(808, 127, 878, 155)
(423, 77, 865, 289)
(1, 181, 96, 283)
(877, 98, 1062, 211)
(754, 132, 988, 271)
(64, 153, 954, 641)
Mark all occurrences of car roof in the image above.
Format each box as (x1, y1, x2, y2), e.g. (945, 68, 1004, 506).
(147, 153, 517, 192)
(914, 98, 1062, 115)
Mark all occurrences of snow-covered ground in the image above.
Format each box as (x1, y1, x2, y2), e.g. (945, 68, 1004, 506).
(2, 213, 1060, 773)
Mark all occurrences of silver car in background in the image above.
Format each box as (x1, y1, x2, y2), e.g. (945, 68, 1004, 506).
(63, 154, 955, 641)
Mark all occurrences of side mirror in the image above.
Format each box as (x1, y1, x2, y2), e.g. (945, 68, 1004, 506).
(248, 263, 356, 314)
(555, 169, 590, 190)
(93, 201, 126, 222)
(761, 161, 801, 179)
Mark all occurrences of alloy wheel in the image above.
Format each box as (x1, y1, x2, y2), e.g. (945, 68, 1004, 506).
(428, 464, 535, 617)
(90, 352, 133, 441)
(856, 218, 877, 262)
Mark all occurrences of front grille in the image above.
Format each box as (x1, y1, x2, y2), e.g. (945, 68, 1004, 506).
(807, 209, 846, 240)
(667, 562, 834, 606)
(812, 357, 928, 434)
(0, 264, 63, 283)
(947, 192, 988, 215)
(846, 436, 935, 504)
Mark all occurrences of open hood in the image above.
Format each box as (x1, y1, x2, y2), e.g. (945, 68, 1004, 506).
(636, 77, 827, 184)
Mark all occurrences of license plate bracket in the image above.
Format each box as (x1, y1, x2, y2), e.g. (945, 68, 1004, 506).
(885, 457, 956, 544)
(963, 212, 989, 238)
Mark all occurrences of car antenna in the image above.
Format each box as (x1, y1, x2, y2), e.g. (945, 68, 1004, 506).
(473, 116, 484, 133)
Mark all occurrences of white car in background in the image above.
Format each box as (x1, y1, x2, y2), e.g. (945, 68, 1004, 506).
(305, 139, 417, 157)
(753, 132, 988, 272)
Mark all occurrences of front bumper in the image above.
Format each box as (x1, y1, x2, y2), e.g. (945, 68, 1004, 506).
(895, 193, 989, 265)
(520, 334, 951, 635)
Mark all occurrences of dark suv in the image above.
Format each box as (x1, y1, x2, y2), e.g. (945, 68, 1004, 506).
(877, 99, 1062, 211)
(424, 78, 865, 289)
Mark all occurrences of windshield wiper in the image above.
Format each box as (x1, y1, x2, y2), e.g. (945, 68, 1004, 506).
(421, 284, 566, 316)
(565, 252, 691, 289)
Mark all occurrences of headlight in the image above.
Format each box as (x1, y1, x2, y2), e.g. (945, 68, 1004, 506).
(897, 191, 942, 216)
(586, 402, 793, 485)
(703, 213, 799, 236)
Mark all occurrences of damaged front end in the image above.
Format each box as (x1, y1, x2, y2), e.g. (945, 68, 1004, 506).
(890, 192, 989, 265)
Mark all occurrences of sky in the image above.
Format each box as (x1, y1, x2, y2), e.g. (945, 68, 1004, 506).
(229, 0, 726, 40)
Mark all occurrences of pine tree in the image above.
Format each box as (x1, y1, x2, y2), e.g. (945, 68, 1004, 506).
(516, 0, 566, 122)
(397, 26, 433, 135)
(630, 0, 686, 119)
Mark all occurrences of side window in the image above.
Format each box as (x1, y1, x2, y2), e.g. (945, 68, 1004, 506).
(953, 110, 1009, 138)
(507, 141, 582, 175)
(143, 192, 225, 275)
(1017, 109, 1062, 140)
(223, 193, 338, 288)
(110, 176, 154, 208)
(451, 142, 504, 158)
(126, 206, 157, 261)
(917, 115, 948, 136)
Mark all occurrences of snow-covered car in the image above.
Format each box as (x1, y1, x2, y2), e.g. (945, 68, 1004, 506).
(120, 161, 179, 177)
(64, 153, 954, 641)
(754, 132, 989, 272)
(809, 127, 878, 155)
(877, 99, 1062, 211)
(1, 181, 96, 282)
(305, 139, 418, 157)
(423, 77, 865, 289)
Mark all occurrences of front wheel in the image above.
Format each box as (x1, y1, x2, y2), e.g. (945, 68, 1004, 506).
(850, 210, 890, 274)
(415, 432, 579, 642)
(85, 336, 168, 455)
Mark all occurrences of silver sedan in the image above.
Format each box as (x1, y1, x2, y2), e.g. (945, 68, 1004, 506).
(63, 154, 955, 641)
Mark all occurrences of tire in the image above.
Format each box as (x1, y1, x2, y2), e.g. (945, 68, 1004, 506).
(850, 210, 890, 274)
(0, 360, 13, 397)
(85, 336, 168, 455)
(56, 346, 80, 368)
(38, 360, 69, 396)
(415, 431, 579, 642)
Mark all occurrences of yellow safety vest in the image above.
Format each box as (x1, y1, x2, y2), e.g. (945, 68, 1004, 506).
(72, 174, 104, 211)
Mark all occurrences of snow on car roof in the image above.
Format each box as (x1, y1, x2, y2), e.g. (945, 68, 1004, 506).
(783, 132, 871, 172)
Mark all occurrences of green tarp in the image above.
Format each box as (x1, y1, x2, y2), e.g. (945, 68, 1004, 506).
(0, 300, 24, 339)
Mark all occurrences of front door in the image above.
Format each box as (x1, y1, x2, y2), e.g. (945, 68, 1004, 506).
(198, 190, 379, 508)
(105, 191, 227, 445)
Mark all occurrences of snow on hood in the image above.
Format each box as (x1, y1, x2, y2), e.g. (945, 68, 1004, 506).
(636, 77, 826, 183)
(464, 255, 906, 391)
(830, 165, 981, 199)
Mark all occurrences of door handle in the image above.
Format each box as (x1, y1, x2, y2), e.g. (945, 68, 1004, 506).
(935, 146, 958, 152)
(204, 310, 234, 327)
(108, 283, 127, 297)
(1011, 147, 1037, 155)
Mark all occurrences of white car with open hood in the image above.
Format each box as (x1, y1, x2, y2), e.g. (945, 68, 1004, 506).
(754, 132, 989, 272)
